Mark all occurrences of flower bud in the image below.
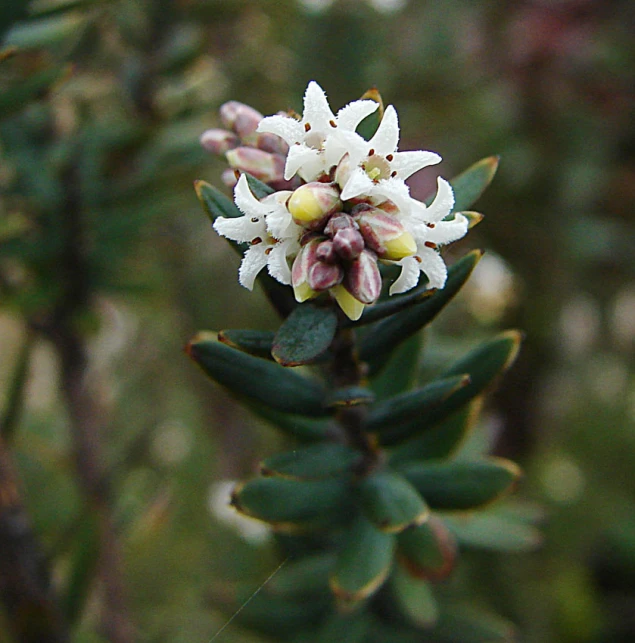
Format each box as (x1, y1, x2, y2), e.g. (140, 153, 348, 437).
(308, 261, 344, 291)
(221, 168, 239, 188)
(344, 249, 382, 305)
(332, 227, 364, 261)
(324, 213, 355, 236)
(287, 182, 342, 228)
(291, 240, 320, 302)
(226, 147, 285, 183)
(220, 101, 263, 138)
(332, 285, 365, 321)
(355, 208, 416, 260)
(256, 132, 289, 156)
(316, 240, 337, 264)
(200, 128, 240, 155)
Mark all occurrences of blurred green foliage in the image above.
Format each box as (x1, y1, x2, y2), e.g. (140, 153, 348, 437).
(0, 0, 634, 641)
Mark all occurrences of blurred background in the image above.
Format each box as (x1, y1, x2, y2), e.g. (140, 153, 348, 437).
(0, 0, 634, 641)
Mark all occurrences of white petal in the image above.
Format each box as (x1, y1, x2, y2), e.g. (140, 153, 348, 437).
(234, 174, 269, 219)
(370, 178, 412, 213)
(389, 256, 421, 295)
(336, 99, 379, 131)
(340, 167, 374, 201)
(267, 240, 296, 285)
(368, 105, 399, 155)
(257, 114, 304, 144)
(284, 144, 322, 180)
(302, 81, 335, 130)
(426, 177, 455, 222)
(389, 150, 442, 180)
(213, 214, 265, 244)
(425, 213, 468, 246)
(265, 199, 301, 241)
(239, 244, 269, 290)
(417, 247, 448, 289)
(329, 129, 369, 167)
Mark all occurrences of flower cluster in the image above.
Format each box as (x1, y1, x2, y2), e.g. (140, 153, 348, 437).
(204, 82, 469, 320)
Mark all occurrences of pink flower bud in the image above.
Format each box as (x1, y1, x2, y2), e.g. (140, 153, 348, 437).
(226, 147, 285, 183)
(291, 239, 320, 302)
(344, 249, 382, 304)
(308, 261, 344, 291)
(221, 168, 239, 188)
(324, 213, 356, 237)
(256, 132, 289, 156)
(354, 208, 416, 260)
(220, 101, 264, 138)
(200, 129, 240, 155)
(332, 227, 364, 261)
(316, 240, 337, 264)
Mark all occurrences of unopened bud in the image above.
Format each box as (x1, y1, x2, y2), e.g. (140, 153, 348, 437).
(324, 213, 355, 236)
(221, 168, 239, 188)
(200, 129, 240, 155)
(332, 227, 365, 260)
(355, 209, 416, 260)
(308, 261, 344, 291)
(332, 285, 365, 321)
(220, 101, 264, 138)
(316, 240, 337, 264)
(291, 240, 320, 302)
(344, 249, 382, 305)
(256, 132, 289, 156)
(287, 182, 342, 228)
(226, 147, 285, 183)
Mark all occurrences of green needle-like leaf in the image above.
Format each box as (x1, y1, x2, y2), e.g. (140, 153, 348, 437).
(398, 457, 522, 510)
(359, 250, 482, 373)
(330, 514, 395, 605)
(272, 304, 338, 366)
(265, 552, 336, 598)
(218, 329, 275, 359)
(249, 405, 333, 442)
(261, 443, 361, 480)
(448, 156, 499, 212)
(245, 172, 275, 198)
(357, 470, 429, 534)
(194, 179, 242, 222)
(187, 332, 327, 416)
(391, 566, 438, 629)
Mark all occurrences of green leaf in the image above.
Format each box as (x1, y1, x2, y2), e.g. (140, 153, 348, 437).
(313, 611, 371, 643)
(1, 333, 32, 442)
(434, 605, 516, 643)
(355, 87, 384, 140)
(187, 332, 327, 416)
(357, 470, 429, 534)
(444, 507, 543, 552)
(272, 304, 338, 366)
(389, 400, 481, 465)
(396, 515, 457, 582)
(218, 329, 275, 359)
(265, 552, 335, 598)
(370, 333, 422, 401)
(232, 476, 353, 530)
(398, 457, 521, 510)
(365, 375, 470, 442)
(193, 180, 241, 222)
(3, 13, 87, 49)
(359, 250, 483, 374)
(249, 405, 333, 442)
(391, 565, 438, 629)
(326, 386, 375, 408)
(330, 514, 395, 605)
(245, 172, 275, 198)
(261, 443, 361, 480)
(448, 156, 499, 212)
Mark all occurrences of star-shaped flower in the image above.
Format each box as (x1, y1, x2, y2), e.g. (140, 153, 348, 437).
(257, 81, 380, 182)
(390, 177, 468, 294)
(213, 174, 301, 289)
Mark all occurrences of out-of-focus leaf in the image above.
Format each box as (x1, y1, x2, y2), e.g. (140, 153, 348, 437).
(434, 604, 517, 643)
(357, 470, 429, 533)
(186, 333, 327, 416)
(218, 329, 275, 359)
(0, 333, 32, 442)
(330, 514, 395, 605)
(265, 552, 335, 598)
(447, 156, 499, 212)
(3, 13, 87, 49)
(194, 180, 241, 222)
(313, 611, 371, 643)
(370, 333, 421, 401)
(231, 476, 353, 529)
(261, 443, 361, 480)
(249, 404, 333, 442)
(359, 250, 482, 373)
(272, 303, 338, 366)
(391, 565, 438, 629)
(397, 516, 457, 581)
(326, 386, 375, 408)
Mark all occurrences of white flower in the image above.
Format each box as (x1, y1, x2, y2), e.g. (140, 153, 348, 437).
(390, 177, 468, 294)
(213, 174, 301, 289)
(336, 105, 441, 213)
(257, 81, 379, 182)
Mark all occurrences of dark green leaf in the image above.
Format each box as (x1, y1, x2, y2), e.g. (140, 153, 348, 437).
(313, 611, 371, 643)
(357, 470, 429, 533)
(261, 443, 361, 480)
(193, 180, 241, 222)
(187, 332, 327, 416)
(330, 514, 395, 605)
(272, 304, 338, 366)
(249, 404, 333, 442)
(448, 156, 499, 212)
(218, 329, 275, 359)
(370, 333, 422, 401)
(245, 172, 275, 198)
(232, 476, 353, 529)
(0, 333, 32, 442)
(396, 515, 457, 581)
(391, 565, 438, 629)
(365, 375, 470, 442)
(265, 552, 335, 598)
(398, 457, 522, 510)
(434, 605, 516, 643)
(355, 87, 384, 140)
(359, 250, 482, 374)
(326, 386, 375, 408)
(3, 13, 87, 49)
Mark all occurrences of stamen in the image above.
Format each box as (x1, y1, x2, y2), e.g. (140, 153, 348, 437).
(390, 171, 397, 177)
(251, 217, 259, 223)
(415, 256, 422, 263)
(368, 148, 375, 156)
(265, 247, 273, 255)
(329, 120, 337, 127)
(233, 169, 241, 179)
(386, 154, 394, 161)
(426, 223, 436, 228)
(424, 241, 438, 249)
(251, 237, 262, 245)
(304, 123, 311, 132)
